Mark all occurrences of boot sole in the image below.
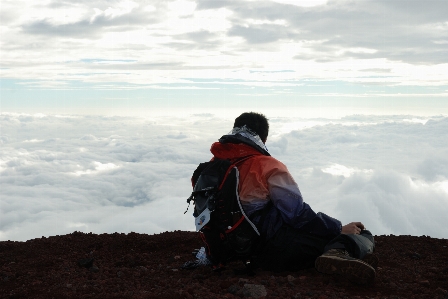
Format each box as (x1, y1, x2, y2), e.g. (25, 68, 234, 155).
(315, 255, 375, 284)
(362, 253, 379, 270)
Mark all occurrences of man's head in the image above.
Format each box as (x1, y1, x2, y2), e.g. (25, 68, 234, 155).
(233, 112, 269, 143)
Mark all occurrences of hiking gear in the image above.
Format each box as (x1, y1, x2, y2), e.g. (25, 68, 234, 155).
(228, 125, 269, 154)
(254, 226, 376, 273)
(362, 253, 379, 270)
(315, 249, 375, 284)
(181, 247, 213, 270)
(186, 156, 268, 268)
(323, 229, 375, 260)
(181, 259, 211, 270)
(210, 136, 342, 240)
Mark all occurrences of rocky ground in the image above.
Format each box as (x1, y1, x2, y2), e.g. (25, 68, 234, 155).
(1, 231, 447, 299)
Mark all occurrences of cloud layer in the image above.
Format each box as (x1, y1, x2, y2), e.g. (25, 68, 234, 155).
(1, 0, 447, 89)
(1, 113, 447, 241)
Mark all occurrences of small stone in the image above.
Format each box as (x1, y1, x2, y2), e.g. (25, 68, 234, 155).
(436, 288, 447, 295)
(89, 265, 99, 273)
(78, 258, 94, 268)
(419, 280, 430, 287)
(174, 255, 181, 259)
(241, 284, 267, 299)
(227, 284, 240, 294)
(411, 252, 421, 259)
(287, 275, 296, 285)
(429, 267, 439, 273)
(220, 281, 232, 289)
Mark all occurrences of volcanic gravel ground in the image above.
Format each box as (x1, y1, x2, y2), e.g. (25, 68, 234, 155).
(1, 231, 447, 299)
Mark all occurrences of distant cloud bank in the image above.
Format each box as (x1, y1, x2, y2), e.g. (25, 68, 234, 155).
(1, 113, 447, 241)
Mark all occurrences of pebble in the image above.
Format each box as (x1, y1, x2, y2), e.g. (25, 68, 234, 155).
(436, 287, 447, 295)
(227, 284, 240, 294)
(411, 252, 421, 259)
(241, 284, 267, 298)
(287, 275, 296, 285)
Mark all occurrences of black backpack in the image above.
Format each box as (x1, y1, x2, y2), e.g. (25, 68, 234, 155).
(186, 156, 264, 270)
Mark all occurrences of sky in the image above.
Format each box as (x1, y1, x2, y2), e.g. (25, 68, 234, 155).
(1, 0, 447, 115)
(1, 0, 448, 241)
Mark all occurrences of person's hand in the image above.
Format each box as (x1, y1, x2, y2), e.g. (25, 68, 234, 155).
(341, 222, 365, 234)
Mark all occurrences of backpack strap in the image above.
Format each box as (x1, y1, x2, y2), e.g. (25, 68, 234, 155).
(223, 155, 262, 236)
(217, 155, 254, 189)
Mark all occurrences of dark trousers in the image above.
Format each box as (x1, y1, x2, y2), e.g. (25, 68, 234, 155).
(255, 225, 375, 272)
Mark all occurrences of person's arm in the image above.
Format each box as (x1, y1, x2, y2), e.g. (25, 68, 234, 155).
(267, 168, 307, 226)
(266, 164, 342, 236)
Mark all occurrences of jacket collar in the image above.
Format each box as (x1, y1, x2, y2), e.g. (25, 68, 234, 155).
(218, 134, 270, 156)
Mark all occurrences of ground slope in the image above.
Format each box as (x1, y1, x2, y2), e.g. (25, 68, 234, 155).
(1, 231, 447, 299)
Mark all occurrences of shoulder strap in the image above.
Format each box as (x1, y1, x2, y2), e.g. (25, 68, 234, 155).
(217, 155, 255, 190)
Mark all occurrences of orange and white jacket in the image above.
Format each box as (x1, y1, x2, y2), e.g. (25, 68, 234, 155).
(210, 133, 342, 239)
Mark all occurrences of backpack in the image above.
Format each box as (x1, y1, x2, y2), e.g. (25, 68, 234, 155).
(185, 156, 263, 270)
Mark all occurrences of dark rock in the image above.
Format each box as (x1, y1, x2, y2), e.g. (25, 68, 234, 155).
(77, 258, 94, 268)
(411, 252, 421, 259)
(227, 284, 240, 294)
(241, 284, 266, 298)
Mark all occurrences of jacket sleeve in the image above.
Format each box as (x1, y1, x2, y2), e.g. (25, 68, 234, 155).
(266, 168, 306, 225)
(266, 164, 342, 237)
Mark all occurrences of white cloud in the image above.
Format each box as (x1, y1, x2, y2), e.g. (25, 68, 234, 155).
(272, 0, 328, 7)
(1, 0, 447, 88)
(321, 164, 372, 178)
(1, 113, 447, 241)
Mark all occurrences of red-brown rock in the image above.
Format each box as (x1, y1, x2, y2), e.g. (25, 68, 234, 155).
(1, 231, 447, 298)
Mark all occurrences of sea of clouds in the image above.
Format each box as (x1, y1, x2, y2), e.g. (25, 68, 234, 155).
(1, 112, 447, 241)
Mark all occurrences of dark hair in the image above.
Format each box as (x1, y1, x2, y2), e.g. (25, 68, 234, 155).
(233, 112, 269, 142)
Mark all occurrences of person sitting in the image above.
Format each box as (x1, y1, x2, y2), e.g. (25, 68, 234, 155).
(208, 112, 377, 284)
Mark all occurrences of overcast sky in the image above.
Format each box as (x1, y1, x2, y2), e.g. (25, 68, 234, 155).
(1, 0, 447, 115)
(1, 0, 448, 241)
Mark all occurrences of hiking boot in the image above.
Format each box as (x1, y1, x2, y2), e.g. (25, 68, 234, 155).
(362, 253, 379, 270)
(315, 249, 375, 284)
